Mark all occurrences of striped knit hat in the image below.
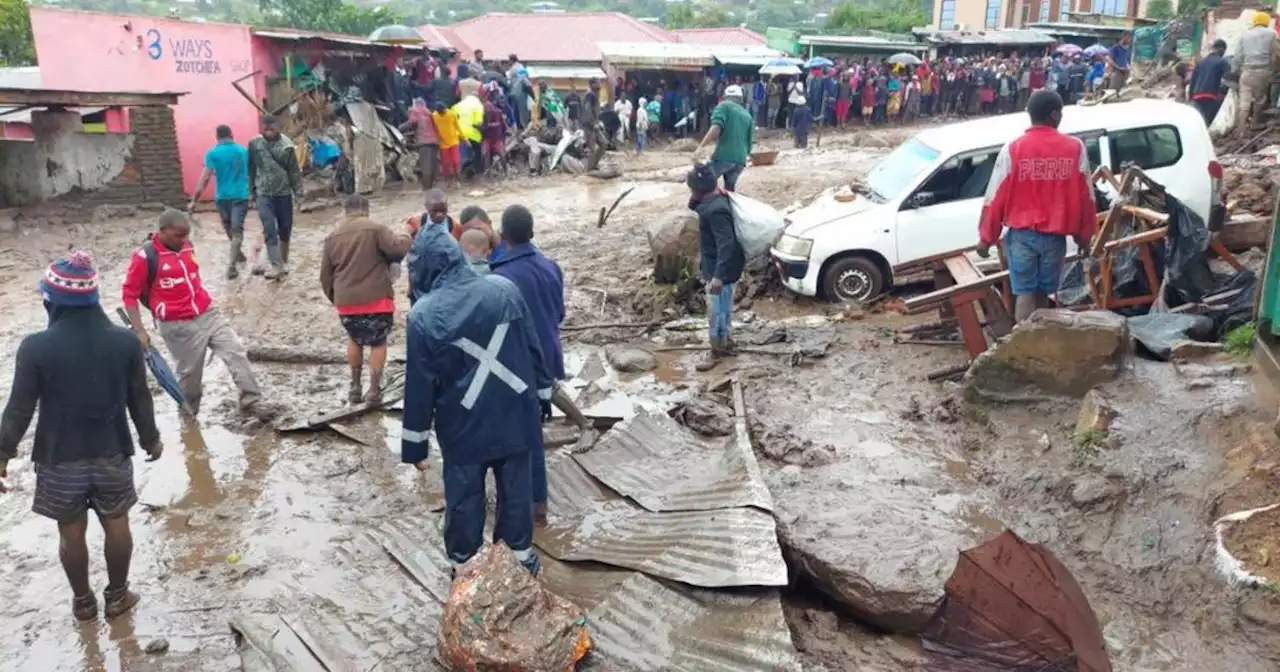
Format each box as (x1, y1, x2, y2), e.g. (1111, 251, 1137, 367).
(40, 250, 100, 307)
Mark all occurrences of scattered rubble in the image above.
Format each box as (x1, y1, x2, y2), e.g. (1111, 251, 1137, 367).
(1076, 388, 1119, 440)
(671, 397, 734, 437)
(604, 346, 657, 373)
(647, 210, 700, 284)
(965, 310, 1129, 402)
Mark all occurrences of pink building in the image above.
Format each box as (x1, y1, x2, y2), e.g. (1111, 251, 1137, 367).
(29, 8, 432, 199)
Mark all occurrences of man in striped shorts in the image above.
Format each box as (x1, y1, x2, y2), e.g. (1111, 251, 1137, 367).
(0, 252, 162, 620)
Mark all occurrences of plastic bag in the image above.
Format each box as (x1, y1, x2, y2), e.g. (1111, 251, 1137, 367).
(1209, 88, 1236, 136)
(439, 543, 591, 672)
(728, 193, 787, 261)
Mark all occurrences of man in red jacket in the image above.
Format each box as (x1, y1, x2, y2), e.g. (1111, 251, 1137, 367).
(122, 209, 273, 418)
(977, 90, 1095, 322)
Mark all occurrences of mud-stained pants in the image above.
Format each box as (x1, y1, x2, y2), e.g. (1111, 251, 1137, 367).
(158, 307, 261, 414)
(442, 450, 539, 575)
(1239, 69, 1273, 134)
(417, 143, 439, 190)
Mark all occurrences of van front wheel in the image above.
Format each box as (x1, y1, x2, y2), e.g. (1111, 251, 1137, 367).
(822, 256, 883, 302)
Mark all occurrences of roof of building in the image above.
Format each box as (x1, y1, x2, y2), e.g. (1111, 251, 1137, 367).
(440, 12, 676, 63)
(419, 24, 465, 52)
(252, 27, 436, 54)
(798, 34, 928, 52)
(912, 28, 1056, 46)
(1026, 21, 1131, 37)
(0, 87, 182, 107)
(672, 27, 766, 46)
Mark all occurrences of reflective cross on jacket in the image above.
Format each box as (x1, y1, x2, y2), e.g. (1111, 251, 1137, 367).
(401, 225, 553, 466)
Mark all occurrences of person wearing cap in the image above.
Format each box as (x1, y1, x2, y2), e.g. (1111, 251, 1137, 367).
(686, 163, 744, 371)
(694, 83, 754, 192)
(0, 252, 161, 621)
(1190, 39, 1231, 126)
(1234, 14, 1280, 133)
(122, 208, 275, 419)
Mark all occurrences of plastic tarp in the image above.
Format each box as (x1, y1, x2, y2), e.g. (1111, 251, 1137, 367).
(1126, 313, 1215, 360)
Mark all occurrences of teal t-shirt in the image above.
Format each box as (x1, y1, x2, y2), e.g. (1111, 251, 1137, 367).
(710, 100, 753, 166)
(204, 140, 250, 200)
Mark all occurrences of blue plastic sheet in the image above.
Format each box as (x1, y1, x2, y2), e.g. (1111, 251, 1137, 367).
(308, 135, 342, 168)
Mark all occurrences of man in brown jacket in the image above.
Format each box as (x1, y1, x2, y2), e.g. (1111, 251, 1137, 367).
(320, 194, 415, 403)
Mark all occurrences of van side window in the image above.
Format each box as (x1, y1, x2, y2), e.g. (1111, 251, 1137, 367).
(1109, 125, 1182, 171)
(1073, 133, 1103, 171)
(910, 147, 1001, 208)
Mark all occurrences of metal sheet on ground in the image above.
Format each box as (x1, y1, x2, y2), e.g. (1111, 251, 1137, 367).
(536, 452, 788, 588)
(574, 410, 774, 513)
(229, 614, 329, 672)
(373, 515, 801, 671)
(345, 101, 387, 193)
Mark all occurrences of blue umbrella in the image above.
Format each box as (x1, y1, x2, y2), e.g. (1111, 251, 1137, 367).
(760, 58, 802, 76)
(1083, 43, 1109, 58)
(805, 56, 834, 69)
(115, 307, 188, 411)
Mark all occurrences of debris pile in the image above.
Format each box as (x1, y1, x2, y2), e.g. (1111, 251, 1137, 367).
(1222, 161, 1278, 217)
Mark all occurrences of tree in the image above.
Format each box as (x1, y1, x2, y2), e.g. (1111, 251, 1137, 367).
(0, 0, 34, 65)
(664, 2, 736, 29)
(825, 1, 927, 35)
(1145, 0, 1174, 20)
(258, 0, 404, 37)
(665, 3, 696, 29)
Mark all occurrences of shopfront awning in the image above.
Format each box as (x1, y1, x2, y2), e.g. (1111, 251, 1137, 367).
(710, 45, 788, 67)
(599, 42, 715, 69)
(525, 64, 608, 80)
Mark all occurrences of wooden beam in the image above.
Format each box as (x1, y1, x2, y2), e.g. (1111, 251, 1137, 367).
(1103, 227, 1168, 251)
(905, 269, 1011, 313)
(1120, 205, 1169, 225)
(942, 255, 983, 286)
(892, 244, 981, 274)
(0, 87, 182, 107)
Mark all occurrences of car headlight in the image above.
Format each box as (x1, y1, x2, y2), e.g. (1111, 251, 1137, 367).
(775, 234, 813, 258)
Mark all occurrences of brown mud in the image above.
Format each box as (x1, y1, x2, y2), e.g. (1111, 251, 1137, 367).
(1, 120, 1279, 670)
(1223, 506, 1280, 584)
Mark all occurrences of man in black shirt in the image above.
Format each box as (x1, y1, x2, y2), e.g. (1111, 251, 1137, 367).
(0, 252, 161, 621)
(1189, 39, 1231, 126)
(686, 164, 744, 372)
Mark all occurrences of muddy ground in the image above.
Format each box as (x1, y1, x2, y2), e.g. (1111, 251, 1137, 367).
(1, 124, 1280, 670)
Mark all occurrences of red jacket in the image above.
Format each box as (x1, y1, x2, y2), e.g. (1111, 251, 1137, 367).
(979, 126, 1096, 246)
(121, 235, 214, 322)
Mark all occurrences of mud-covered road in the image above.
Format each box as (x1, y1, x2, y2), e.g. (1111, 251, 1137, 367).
(1, 125, 1279, 671)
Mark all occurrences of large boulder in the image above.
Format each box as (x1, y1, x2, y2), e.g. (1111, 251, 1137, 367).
(965, 310, 1129, 401)
(647, 210, 700, 284)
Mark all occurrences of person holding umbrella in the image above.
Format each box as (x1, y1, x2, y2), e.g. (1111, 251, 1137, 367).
(122, 209, 277, 419)
(0, 251, 161, 621)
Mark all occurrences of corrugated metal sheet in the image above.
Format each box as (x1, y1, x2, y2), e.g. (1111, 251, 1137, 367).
(0, 106, 103, 124)
(373, 518, 800, 671)
(798, 34, 928, 52)
(674, 27, 768, 47)
(599, 41, 716, 68)
(711, 46, 787, 67)
(537, 451, 788, 588)
(574, 410, 774, 513)
(583, 573, 801, 671)
(446, 12, 677, 63)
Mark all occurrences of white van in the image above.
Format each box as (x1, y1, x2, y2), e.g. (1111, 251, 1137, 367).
(770, 99, 1227, 302)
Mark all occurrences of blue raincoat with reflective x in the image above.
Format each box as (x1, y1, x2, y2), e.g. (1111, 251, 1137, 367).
(401, 224, 552, 572)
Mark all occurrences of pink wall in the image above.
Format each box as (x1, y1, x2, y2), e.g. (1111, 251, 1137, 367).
(30, 8, 262, 199)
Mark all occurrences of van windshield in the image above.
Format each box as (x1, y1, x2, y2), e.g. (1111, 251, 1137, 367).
(864, 139, 941, 203)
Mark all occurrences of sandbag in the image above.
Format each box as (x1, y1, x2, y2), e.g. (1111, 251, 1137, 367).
(728, 193, 786, 261)
(439, 543, 591, 672)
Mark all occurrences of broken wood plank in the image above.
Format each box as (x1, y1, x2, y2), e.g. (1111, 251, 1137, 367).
(892, 244, 981, 275)
(1120, 205, 1170, 224)
(904, 271, 1011, 313)
(1103, 226, 1168, 251)
(942, 255, 984, 286)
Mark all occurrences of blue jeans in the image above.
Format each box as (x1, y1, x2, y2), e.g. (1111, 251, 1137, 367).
(1006, 227, 1067, 295)
(710, 160, 744, 192)
(257, 194, 294, 245)
(708, 281, 735, 345)
(215, 199, 247, 236)
(636, 130, 647, 152)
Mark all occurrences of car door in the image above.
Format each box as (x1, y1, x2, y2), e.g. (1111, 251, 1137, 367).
(895, 146, 1002, 264)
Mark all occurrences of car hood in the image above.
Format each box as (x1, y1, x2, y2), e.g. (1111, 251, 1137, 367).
(784, 190, 879, 236)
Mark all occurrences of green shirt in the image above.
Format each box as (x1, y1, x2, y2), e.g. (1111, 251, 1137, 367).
(710, 100, 753, 166)
(247, 135, 303, 198)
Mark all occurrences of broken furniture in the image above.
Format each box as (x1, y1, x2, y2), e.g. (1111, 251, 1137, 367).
(1088, 166, 1243, 310)
(896, 246, 1017, 361)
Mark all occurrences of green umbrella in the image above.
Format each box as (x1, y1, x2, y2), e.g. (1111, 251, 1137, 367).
(368, 25, 425, 44)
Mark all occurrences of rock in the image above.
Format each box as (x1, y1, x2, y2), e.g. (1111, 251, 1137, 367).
(965, 310, 1129, 401)
(1075, 389, 1119, 438)
(144, 638, 170, 654)
(1218, 215, 1272, 251)
(605, 346, 657, 373)
(671, 397, 733, 436)
(1169, 340, 1225, 360)
(1069, 475, 1120, 507)
(647, 210, 700, 284)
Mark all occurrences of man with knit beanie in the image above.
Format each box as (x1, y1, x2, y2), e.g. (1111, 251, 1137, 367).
(0, 251, 161, 621)
(122, 209, 275, 418)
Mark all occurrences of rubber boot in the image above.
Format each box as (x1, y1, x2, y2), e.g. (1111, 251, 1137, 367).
(72, 592, 98, 621)
(227, 232, 244, 279)
(263, 243, 286, 279)
(365, 367, 383, 405)
(103, 584, 140, 619)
